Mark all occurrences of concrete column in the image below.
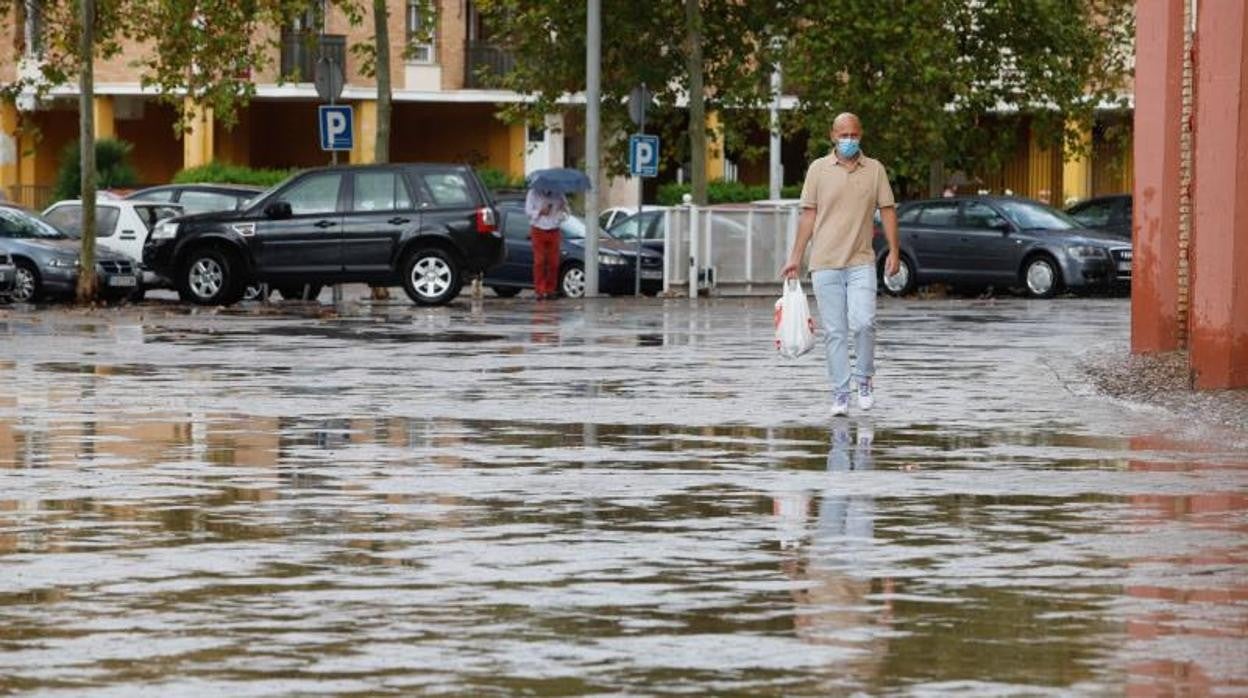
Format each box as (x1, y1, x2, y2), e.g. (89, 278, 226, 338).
(1061, 124, 1092, 206)
(0, 100, 19, 200)
(1131, 0, 1186, 354)
(182, 99, 214, 169)
(705, 111, 725, 181)
(92, 96, 115, 140)
(350, 100, 377, 165)
(1189, 2, 1248, 389)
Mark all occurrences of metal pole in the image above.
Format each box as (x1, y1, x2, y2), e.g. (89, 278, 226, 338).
(769, 52, 782, 201)
(689, 204, 699, 299)
(634, 83, 645, 297)
(662, 209, 671, 295)
(584, 0, 601, 297)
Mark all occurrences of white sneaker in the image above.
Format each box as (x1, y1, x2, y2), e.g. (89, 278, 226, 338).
(858, 380, 875, 411)
(831, 392, 850, 417)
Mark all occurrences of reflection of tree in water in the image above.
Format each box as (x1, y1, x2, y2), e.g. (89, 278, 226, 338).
(781, 418, 891, 689)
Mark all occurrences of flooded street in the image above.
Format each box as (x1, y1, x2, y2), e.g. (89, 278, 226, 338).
(1, 295, 1245, 696)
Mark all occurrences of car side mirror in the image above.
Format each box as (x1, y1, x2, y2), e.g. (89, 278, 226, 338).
(265, 201, 292, 219)
(993, 220, 1011, 233)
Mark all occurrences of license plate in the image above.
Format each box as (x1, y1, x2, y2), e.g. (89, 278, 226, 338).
(640, 270, 663, 280)
(108, 275, 137, 287)
(1117, 262, 1132, 272)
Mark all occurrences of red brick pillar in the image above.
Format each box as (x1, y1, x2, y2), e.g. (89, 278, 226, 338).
(1190, 3, 1248, 388)
(1131, 0, 1187, 354)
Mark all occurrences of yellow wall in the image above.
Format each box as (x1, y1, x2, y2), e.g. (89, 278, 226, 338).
(115, 100, 181, 185)
(391, 103, 522, 175)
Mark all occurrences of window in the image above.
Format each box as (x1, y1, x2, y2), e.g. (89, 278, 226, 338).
(179, 190, 239, 215)
(43, 205, 120, 238)
(418, 172, 473, 207)
(897, 206, 921, 224)
(0, 209, 65, 239)
(22, 0, 44, 56)
(406, 0, 437, 63)
(352, 171, 413, 213)
(1068, 199, 1116, 228)
(608, 215, 643, 241)
(962, 202, 1009, 230)
(998, 200, 1079, 231)
(916, 202, 958, 227)
(503, 211, 529, 240)
(282, 174, 343, 215)
(133, 205, 182, 231)
(130, 189, 176, 203)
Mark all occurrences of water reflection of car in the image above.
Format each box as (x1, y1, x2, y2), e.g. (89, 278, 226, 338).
(1065, 194, 1132, 239)
(484, 201, 663, 298)
(0, 204, 140, 303)
(873, 196, 1132, 298)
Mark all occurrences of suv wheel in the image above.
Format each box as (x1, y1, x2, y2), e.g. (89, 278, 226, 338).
(402, 248, 461, 306)
(180, 247, 242, 306)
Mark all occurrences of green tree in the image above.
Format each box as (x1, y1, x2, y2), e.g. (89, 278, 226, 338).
(474, 0, 780, 204)
(53, 138, 139, 200)
(781, 0, 1135, 196)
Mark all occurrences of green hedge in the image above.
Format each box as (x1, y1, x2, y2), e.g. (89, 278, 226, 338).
(477, 167, 526, 192)
(53, 139, 139, 200)
(172, 162, 296, 188)
(656, 180, 802, 206)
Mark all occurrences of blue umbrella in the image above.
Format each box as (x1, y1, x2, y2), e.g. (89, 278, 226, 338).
(526, 168, 592, 194)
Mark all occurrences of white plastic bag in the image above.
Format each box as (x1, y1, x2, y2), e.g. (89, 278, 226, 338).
(774, 278, 816, 358)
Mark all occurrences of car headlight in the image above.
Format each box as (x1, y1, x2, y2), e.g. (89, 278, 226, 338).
(1067, 245, 1108, 259)
(151, 221, 179, 240)
(45, 256, 80, 268)
(598, 253, 628, 266)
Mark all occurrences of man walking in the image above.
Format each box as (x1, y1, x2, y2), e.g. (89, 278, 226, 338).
(525, 187, 568, 300)
(781, 113, 901, 416)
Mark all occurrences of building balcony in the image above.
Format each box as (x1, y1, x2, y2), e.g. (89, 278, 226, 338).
(280, 32, 347, 83)
(464, 42, 514, 89)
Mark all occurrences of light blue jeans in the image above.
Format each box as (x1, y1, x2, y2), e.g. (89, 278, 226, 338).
(811, 265, 877, 396)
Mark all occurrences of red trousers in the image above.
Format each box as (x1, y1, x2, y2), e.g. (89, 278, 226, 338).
(531, 226, 561, 296)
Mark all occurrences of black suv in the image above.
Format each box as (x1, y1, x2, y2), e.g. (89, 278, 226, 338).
(143, 164, 503, 306)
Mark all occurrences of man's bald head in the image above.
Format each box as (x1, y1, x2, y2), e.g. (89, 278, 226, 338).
(832, 113, 862, 139)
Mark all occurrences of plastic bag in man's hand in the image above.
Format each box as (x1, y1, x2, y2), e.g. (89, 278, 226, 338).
(774, 278, 816, 358)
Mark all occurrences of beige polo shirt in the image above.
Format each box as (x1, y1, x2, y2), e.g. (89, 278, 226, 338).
(800, 153, 896, 270)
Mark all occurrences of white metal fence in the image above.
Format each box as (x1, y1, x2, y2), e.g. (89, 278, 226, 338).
(661, 203, 801, 296)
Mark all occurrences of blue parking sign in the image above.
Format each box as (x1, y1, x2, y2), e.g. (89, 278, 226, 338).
(629, 134, 660, 177)
(319, 105, 354, 151)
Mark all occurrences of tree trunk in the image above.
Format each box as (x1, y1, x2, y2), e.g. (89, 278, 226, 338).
(373, 0, 391, 163)
(685, 0, 707, 205)
(76, 0, 97, 304)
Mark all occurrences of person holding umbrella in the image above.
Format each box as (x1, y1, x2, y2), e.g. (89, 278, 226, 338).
(525, 168, 591, 300)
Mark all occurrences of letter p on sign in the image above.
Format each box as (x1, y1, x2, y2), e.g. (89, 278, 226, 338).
(319, 105, 354, 151)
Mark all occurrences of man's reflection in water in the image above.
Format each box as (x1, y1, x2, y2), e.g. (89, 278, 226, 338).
(779, 418, 892, 688)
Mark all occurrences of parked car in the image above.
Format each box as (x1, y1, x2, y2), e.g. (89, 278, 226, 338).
(143, 163, 503, 306)
(606, 209, 666, 254)
(0, 204, 141, 302)
(43, 199, 183, 293)
(0, 250, 15, 299)
(126, 183, 267, 215)
(1065, 194, 1132, 239)
(875, 196, 1132, 298)
(599, 205, 667, 231)
(485, 201, 663, 297)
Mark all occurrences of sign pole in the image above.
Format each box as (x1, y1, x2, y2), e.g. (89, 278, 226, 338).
(634, 83, 645, 297)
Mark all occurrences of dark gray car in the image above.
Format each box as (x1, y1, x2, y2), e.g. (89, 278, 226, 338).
(0, 205, 139, 303)
(1066, 194, 1132, 238)
(874, 196, 1132, 298)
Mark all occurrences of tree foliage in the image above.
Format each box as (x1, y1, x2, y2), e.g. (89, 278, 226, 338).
(474, 0, 1134, 196)
(53, 138, 138, 200)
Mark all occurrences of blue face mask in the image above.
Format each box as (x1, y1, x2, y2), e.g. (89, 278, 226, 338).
(836, 138, 860, 159)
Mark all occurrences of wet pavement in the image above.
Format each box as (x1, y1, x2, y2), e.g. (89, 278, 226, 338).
(1, 294, 1245, 696)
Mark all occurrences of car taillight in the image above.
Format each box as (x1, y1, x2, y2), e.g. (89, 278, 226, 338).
(476, 207, 497, 234)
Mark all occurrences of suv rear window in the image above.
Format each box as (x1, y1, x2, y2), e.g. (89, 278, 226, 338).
(417, 172, 475, 207)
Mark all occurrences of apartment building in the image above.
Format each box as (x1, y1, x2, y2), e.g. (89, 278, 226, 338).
(0, 0, 568, 208)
